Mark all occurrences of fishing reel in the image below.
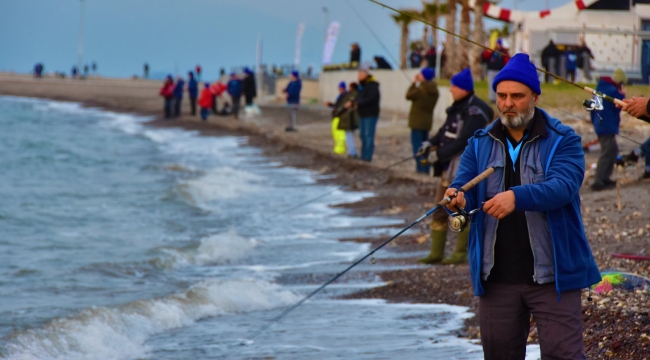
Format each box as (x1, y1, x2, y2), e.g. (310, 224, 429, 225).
(447, 206, 481, 232)
(583, 94, 604, 112)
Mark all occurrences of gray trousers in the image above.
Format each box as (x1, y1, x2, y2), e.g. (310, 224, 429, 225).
(288, 106, 298, 129)
(479, 282, 585, 360)
(595, 134, 618, 185)
(487, 70, 499, 102)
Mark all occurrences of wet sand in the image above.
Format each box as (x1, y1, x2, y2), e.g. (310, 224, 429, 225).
(2, 74, 650, 359)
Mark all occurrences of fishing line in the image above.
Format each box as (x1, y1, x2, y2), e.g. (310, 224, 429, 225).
(367, 0, 627, 109)
(281, 154, 414, 215)
(225, 167, 496, 355)
(344, 0, 412, 82)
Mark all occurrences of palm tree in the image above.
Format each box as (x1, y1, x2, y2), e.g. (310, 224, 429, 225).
(458, 0, 471, 70)
(420, 1, 447, 49)
(471, 0, 487, 79)
(391, 10, 417, 70)
(443, 0, 458, 78)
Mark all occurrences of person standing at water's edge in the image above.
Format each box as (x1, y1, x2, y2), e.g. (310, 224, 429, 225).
(173, 77, 185, 118)
(243, 67, 257, 107)
(445, 54, 600, 359)
(198, 83, 214, 121)
(187, 72, 199, 116)
(159, 75, 174, 119)
(227, 73, 243, 120)
(406, 67, 439, 174)
(351, 69, 380, 162)
(284, 71, 302, 132)
(417, 68, 492, 265)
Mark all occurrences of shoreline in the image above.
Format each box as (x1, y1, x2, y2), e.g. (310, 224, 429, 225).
(2, 75, 650, 358)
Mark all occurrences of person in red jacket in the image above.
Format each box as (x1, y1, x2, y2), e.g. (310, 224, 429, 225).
(159, 75, 174, 118)
(209, 81, 227, 114)
(198, 83, 214, 121)
(195, 65, 202, 82)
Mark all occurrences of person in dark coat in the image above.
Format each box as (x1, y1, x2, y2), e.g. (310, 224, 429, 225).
(541, 40, 560, 83)
(242, 67, 257, 106)
(187, 72, 199, 116)
(350, 43, 361, 67)
(227, 73, 243, 119)
(173, 77, 185, 117)
(409, 47, 423, 69)
(590, 69, 626, 191)
(373, 56, 393, 69)
(349, 69, 380, 161)
(283, 70, 302, 131)
(425, 46, 436, 71)
(577, 39, 595, 81)
(159, 75, 174, 119)
(406, 67, 439, 173)
(417, 67, 493, 265)
(336, 82, 359, 158)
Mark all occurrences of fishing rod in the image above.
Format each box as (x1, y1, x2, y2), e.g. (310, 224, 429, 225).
(541, 101, 644, 146)
(229, 167, 495, 353)
(367, 0, 627, 110)
(281, 154, 415, 215)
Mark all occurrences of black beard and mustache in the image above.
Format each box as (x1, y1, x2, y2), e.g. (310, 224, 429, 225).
(498, 99, 536, 129)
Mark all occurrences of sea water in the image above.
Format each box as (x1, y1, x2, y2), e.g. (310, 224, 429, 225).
(0, 96, 540, 359)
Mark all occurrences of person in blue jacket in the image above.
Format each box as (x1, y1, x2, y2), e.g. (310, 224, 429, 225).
(284, 70, 302, 131)
(227, 73, 243, 119)
(590, 68, 626, 191)
(444, 54, 600, 360)
(187, 71, 199, 116)
(565, 46, 578, 83)
(173, 77, 185, 117)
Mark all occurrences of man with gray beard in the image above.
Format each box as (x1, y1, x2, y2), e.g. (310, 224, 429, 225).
(443, 54, 600, 359)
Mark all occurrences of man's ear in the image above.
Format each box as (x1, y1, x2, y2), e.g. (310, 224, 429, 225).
(533, 94, 540, 105)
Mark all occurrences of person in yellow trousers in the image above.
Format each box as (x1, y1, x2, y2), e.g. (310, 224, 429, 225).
(327, 82, 359, 157)
(417, 68, 494, 265)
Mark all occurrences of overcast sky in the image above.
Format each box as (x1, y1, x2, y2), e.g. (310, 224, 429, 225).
(0, 0, 571, 79)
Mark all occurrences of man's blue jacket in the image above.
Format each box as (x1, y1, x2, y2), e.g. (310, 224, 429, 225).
(450, 109, 601, 297)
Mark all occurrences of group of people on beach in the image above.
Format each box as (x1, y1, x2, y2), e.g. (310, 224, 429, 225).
(158, 68, 257, 121)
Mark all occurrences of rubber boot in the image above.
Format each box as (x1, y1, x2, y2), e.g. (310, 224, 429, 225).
(418, 230, 447, 264)
(442, 229, 469, 264)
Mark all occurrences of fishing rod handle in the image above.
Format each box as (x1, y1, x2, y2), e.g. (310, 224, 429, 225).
(583, 86, 626, 107)
(437, 167, 496, 207)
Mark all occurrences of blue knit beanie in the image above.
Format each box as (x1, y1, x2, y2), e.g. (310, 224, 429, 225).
(451, 68, 474, 92)
(338, 81, 346, 89)
(421, 67, 434, 81)
(492, 53, 541, 95)
(291, 70, 300, 78)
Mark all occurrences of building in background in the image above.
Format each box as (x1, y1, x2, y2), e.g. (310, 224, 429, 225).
(474, 0, 650, 82)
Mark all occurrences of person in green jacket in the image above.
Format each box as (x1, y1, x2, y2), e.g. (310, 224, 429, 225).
(336, 82, 359, 158)
(406, 67, 439, 173)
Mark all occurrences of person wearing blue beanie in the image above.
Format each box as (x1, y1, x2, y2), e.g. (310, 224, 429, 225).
(450, 68, 474, 92)
(421, 67, 434, 81)
(284, 70, 302, 131)
(492, 53, 541, 95)
(338, 81, 346, 90)
(442, 54, 600, 360)
(417, 67, 493, 265)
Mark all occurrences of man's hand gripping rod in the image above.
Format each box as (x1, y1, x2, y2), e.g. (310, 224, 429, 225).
(235, 167, 496, 348)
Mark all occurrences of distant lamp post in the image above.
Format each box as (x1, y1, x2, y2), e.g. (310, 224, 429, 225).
(77, 0, 85, 77)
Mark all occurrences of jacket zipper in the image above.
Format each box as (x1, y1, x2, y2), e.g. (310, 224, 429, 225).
(521, 135, 540, 283)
